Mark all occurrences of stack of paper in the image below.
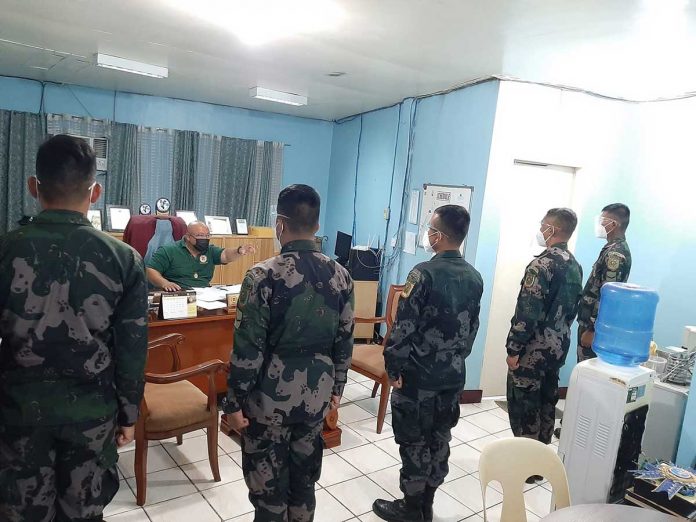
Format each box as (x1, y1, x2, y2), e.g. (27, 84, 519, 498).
(193, 287, 227, 302)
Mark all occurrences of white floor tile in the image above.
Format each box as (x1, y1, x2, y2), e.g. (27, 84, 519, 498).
(448, 443, 481, 473)
(524, 483, 553, 517)
(118, 444, 178, 479)
(461, 514, 484, 521)
(488, 407, 511, 421)
(347, 418, 394, 442)
(442, 462, 469, 483)
(326, 476, 393, 516)
(313, 488, 355, 522)
(181, 453, 244, 490)
(202, 479, 254, 519)
(476, 399, 500, 411)
(459, 403, 482, 417)
(440, 474, 503, 513)
(358, 512, 386, 522)
(338, 443, 399, 474)
(467, 411, 510, 433)
(450, 419, 490, 443)
(353, 397, 391, 417)
(348, 369, 372, 383)
(317, 454, 363, 487)
(218, 432, 242, 454)
(373, 437, 401, 460)
(383, 413, 392, 425)
(338, 403, 374, 424)
(483, 502, 540, 522)
(163, 434, 214, 466)
(494, 428, 515, 440)
(125, 467, 197, 506)
(467, 434, 499, 452)
(224, 513, 255, 522)
(145, 492, 220, 521)
(105, 508, 150, 521)
(432, 489, 475, 522)
(342, 382, 374, 402)
(367, 464, 401, 498)
(333, 426, 370, 453)
(103, 480, 137, 517)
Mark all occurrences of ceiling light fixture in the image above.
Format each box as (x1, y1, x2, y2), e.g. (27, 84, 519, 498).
(169, 0, 344, 46)
(94, 53, 168, 78)
(250, 87, 307, 106)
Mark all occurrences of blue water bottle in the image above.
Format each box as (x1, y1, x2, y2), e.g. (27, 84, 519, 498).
(592, 282, 659, 366)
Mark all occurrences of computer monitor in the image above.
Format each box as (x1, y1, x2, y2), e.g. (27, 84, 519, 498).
(335, 231, 352, 261)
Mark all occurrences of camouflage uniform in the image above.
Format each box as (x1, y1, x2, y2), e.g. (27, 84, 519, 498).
(0, 210, 148, 521)
(223, 239, 354, 522)
(506, 242, 582, 445)
(385, 251, 483, 499)
(577, 238, 631, 361)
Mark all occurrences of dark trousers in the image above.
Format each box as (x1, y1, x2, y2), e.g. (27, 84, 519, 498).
(0, 416, 119, 522)
(507, 369, 559, 445)
(391, 386, 460, 498)
(241, 418, 324, 522)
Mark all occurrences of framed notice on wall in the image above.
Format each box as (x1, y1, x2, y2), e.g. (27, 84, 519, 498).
(419, 183, 473, 254)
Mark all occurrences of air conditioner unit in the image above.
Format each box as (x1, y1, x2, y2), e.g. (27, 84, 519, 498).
(51, 134, 109, 172)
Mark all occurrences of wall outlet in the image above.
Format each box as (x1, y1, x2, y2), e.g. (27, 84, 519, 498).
(383, 208, 390, 220)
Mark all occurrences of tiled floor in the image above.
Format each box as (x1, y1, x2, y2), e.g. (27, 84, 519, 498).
(106, 370, 563, 522)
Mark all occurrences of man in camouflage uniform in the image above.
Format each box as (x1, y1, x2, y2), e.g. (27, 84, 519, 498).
(0, 135, 148, 521)
(223, 184, 354, 522)
(373, 205, 483, 522)
(505, 208, 582, 482)
(577, 203, 632, 361)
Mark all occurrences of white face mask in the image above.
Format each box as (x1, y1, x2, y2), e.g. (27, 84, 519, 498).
(274, 220, 284, 251)
(595, 216, 611, 239)
(422, 228, 441, 254)
(535, 225, 553, 247)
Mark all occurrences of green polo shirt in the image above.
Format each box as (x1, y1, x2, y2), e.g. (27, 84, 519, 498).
(147, 239, 224, 289)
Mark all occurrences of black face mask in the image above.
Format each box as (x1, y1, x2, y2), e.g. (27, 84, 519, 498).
(193, 238, 210, 254)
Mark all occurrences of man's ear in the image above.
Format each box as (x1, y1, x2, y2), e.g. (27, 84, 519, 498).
(28, 176, 39, 200)
(90, 183, 102, 204)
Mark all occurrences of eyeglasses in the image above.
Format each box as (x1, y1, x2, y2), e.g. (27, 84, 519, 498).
(190, 233, 211, 239)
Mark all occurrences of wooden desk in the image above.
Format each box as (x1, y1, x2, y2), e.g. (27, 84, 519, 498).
(148, 309, 342, 448)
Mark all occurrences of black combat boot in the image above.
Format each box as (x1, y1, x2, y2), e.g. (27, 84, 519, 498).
(372, 495, 424, 522)
(422, 485, 437, 522)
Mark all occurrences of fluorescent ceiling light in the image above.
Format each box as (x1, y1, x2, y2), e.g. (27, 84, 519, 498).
(169, 0, 344, 46)
(94, 53, 168, 78)
(250, 87, 307, 106)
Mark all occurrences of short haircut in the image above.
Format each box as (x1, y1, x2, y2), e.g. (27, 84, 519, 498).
(277, 184, 320, 234)
(546, 207, 578, 237)
(36, 134, 96, 203)
(434, 205, 470, 244)
(602, 203, 630, 230)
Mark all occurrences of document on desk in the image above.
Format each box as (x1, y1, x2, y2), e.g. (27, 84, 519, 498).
(197, 300, 228, 311)
(194, 287, 228, 302)
(219, 284, 242, 294)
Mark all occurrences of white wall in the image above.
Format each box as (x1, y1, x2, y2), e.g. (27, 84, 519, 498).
(480, 81, 696, 387)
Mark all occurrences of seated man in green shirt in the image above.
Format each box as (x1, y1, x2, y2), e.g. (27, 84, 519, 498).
(146, 221, 255, 290)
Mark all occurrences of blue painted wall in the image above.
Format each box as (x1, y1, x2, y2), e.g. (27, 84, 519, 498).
(0, 76, 334, 229)
(676, 378, 696, 468)
(324, 82, 500, 389)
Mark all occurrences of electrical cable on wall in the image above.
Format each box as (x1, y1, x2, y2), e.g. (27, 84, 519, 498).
(351, 114, 363, 245)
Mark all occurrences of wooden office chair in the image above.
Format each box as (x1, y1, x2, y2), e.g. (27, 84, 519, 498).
(350, 284, 405, 434)
(134, 333, 225, 505)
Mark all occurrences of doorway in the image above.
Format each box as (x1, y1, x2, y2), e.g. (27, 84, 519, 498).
(480, 161, 577, 397)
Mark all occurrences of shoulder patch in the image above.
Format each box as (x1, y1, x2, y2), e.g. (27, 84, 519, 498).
(606, 252, 622, 271)
(523, 269, 538, 289)
(402, 268, 422, 298)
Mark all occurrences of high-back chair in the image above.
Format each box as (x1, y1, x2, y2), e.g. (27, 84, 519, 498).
(350, 284, 405, 433)
(134, 333, 225, 505)
(478, 438, 571, 522)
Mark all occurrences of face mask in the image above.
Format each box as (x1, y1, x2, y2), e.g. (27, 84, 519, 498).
(193, 238, 210, 254)
(422, 228, 439, 253)
(274, 220, 284, 251)
(595, 216, 609, 239)
(535, 226, 552, 247)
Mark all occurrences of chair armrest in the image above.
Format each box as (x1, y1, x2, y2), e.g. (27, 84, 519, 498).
(355, 316, 387, 325)
(145, 359, 226, 384)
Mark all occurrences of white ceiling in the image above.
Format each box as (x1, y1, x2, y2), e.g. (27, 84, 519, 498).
(2, 0, 696, 121)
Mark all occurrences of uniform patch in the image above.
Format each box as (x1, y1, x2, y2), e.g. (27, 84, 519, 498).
(523, 270, 538, 289)
(606, 252, 621, 271)
(402, 269, 422, 298)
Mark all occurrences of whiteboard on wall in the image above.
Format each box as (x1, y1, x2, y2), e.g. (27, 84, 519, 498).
(419, 183, 473, 254)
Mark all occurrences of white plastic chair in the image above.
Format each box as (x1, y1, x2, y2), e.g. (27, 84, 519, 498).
(478, 437, 571, 522)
